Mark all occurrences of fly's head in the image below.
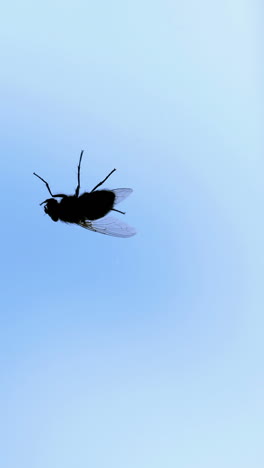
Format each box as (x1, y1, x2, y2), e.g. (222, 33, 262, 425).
(40, 198, 59, 222)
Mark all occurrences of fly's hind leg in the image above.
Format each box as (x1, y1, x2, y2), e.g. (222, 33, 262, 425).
(112, 208, 125, 215)
(91, 168, 116, 192)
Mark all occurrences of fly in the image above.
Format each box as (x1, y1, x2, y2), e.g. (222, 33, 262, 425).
(33, 151, 136, 238)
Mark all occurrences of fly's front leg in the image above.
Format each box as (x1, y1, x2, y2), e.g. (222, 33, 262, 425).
(33, 172, 54, 196)
(33, 173, 66, 202)
(33, 172, 62, 197)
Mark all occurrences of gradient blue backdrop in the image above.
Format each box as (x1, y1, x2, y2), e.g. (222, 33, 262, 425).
(1, 1, 263, 467)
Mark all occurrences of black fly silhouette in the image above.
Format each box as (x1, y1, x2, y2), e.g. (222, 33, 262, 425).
(33, 151, 136, 237)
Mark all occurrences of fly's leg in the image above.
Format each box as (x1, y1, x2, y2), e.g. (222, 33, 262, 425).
(91, 168, 116, 192)
(33, 173, 66, 198)
(112, 208, 125, 215)
(75, 150, 84, 197)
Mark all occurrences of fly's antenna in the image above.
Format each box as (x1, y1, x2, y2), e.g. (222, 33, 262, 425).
(75, 150, 84, 197)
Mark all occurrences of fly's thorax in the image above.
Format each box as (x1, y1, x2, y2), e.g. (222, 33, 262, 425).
(58, 195, 82, 223)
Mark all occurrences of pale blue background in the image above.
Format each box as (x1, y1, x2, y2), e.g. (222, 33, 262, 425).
(1, 1, 263, 467)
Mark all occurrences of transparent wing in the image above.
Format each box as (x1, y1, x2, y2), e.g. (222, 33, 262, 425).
(78, 216, 136, 238)
(112, 188, 133, 205)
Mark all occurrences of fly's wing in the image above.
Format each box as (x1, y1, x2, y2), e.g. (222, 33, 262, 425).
(79, 216, 136, 238)
(112, 188, 133, 205)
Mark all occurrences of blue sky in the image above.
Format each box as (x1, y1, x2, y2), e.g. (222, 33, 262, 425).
(1, 1, 263, 467)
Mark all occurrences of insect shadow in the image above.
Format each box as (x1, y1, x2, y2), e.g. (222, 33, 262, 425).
(33, 151, 136, 237)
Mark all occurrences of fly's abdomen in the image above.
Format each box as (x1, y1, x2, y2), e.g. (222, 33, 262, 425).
(79, 190, 115, 220)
